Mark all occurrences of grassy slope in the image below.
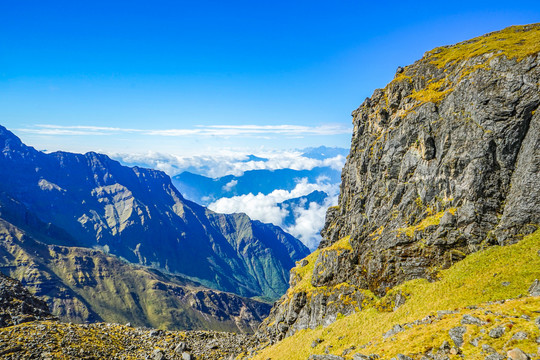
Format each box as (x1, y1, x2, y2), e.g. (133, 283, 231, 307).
(252, 230, 540, 359)
(0, 219, 269, 333)
(393, 23, 540, 109)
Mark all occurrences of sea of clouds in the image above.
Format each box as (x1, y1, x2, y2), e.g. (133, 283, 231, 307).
(111, 149, 346, 178)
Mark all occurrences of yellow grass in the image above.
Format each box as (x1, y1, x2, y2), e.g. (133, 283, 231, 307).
(252, 229, 540, 360)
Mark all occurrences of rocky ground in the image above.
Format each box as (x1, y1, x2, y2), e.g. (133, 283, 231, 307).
(0, 272, 264, 359)
(0, 272, 56, 327)
(0, 321, 263, 360)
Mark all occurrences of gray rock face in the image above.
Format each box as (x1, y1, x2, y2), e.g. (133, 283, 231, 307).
(489, 326, 506, 339)
(260, 282, 372, 341)
(449, 326, 467, 348)
(259, 24, 540, 341)
(319, 48, 540, 295)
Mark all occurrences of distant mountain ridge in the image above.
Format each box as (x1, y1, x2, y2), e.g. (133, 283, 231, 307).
(277, 190, 328, 228)
(0, 125, 310, 303)
(172, 167, 341, 206)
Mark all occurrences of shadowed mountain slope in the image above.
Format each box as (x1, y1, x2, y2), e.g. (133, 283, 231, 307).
(0, 125, 310, 302)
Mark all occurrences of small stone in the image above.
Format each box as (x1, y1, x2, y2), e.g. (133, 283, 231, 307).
(512, 332, 528, 340)
(461, 314, 487, 325)
(529, 279, 540, 296)
(535, 317, 540, 330)
(437, 310, 458, 318)
(450, 347, 459, 355)
(149, 329, 162, 337)
(393, 292, 406, 311)
(507, 348, 530, 360)
(181, 352, 192, 360)
(439, 340, 451, 352)
(485, 354, 505, 360)
(489, 326, 505, 338)
(502, 281, 511, 287)
(470, 336, 482, 346)
(125, 322, 131, 327)
(308, 355, 344, 360)
(175, 342, 188, 353)
(152, 349, 164, 360)
(396, 355, 413, 360)
(383, 324, 403, 339)
(482, 344, 496, 354)
(300, 259, 309, 267)
(449, 326, 467, 348)
(352, 354, 370, 360)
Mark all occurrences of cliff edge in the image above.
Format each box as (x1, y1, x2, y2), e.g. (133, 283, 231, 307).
(260, 23, 540, 343)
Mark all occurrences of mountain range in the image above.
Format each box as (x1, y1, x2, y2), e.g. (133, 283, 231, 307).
(1, 23, 539, 360)
(172, 167, 341, 206)
(0, 125, 310, 330)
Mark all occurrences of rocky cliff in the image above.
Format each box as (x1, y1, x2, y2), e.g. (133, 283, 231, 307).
(0, 126, 310, 301)
(259, 23, 540, 342)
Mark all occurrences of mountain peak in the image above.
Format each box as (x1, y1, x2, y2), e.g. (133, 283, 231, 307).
(0, 125, 25, 152)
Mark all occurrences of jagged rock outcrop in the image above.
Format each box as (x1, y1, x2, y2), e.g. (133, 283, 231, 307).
(0, 272, 55, 327)
(260, 24, 540, 341)
(0, 126, 310, 301)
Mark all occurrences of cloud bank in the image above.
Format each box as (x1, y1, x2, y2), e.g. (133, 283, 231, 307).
(111, 150, 346, 178)
(208, 178, 339, 250)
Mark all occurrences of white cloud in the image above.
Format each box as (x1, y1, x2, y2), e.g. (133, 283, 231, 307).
(283, 195, 337, 250)
(16, 124, 142, 136)
(109, 150, 346, 177)
(222, 180, 238, 192)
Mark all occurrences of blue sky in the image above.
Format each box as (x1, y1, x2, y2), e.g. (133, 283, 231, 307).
(1, 1, 539, 155)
